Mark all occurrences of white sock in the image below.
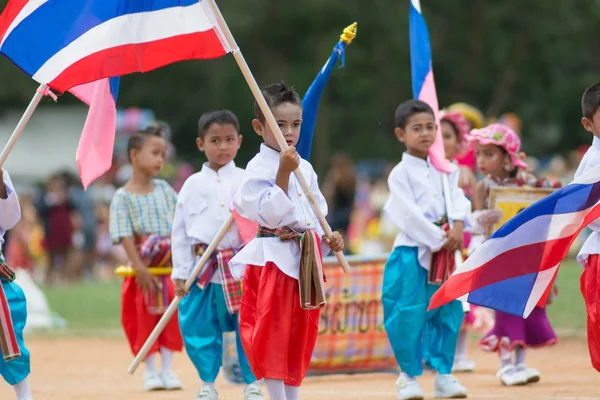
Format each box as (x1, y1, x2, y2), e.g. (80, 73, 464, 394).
(202, 381, 215, 389)
(455, 330, 469, 361)
(264, 378, 286, 400)
(514, 346, 526, 367)
(145, 353, 158, 375)
(284, 385, 299, 400)
(13, 377, 32, 399)
(160, 346, 174, 374)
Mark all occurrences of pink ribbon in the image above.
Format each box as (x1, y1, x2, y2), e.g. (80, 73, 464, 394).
(37, 86, 58, 102)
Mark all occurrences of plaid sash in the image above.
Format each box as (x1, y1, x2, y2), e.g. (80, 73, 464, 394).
(428, 219, 456, 285)
(257, 226, 326, 310)
(134, 234, 172, 315)
(193, 244, 242, 315)
(0, 258, 21, 361)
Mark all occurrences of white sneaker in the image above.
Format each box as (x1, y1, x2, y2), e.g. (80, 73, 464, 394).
(395, 372, 425, 400)
(515, 364, 541, 383)
(496, 365, 527, 386)
(452, 358, 476, 373)
(244, 382, 265, 400)
(196, 386, 219, 400)
(159, 371, 183, 390)
(143, 371, 165, 391)
(434, 374, 467, 398)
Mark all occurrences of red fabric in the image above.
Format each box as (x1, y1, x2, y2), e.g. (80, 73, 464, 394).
(45, 205, 73, 249)
(239, 263, 320, 386)
(582, 255, 600, 372)
(121, 277, 183, 357)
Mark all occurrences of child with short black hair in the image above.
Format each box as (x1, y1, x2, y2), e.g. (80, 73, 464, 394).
(383, 99, 470, 400)
(172, 110, 263, 400)
(109, 125, 183, 392)
(574, 82, 600, 373)
(229, 82, 344, 400)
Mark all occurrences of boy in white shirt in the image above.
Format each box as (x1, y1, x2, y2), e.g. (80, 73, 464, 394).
(229, 83, 344, 400)
(576, 82, 600, 373)
(382, 100, 470, 400)
(0, 169, 33, 400)
(171, 110, 263, 400)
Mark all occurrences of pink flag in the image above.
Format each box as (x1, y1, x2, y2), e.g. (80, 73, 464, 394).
(70, 79, 117, 190)
(231, 207, 257, 245)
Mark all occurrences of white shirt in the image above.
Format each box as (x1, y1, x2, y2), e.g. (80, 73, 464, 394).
(576, 137, 600, 266)
(229, 144, 329, 280)
(171, 161, 245, 282)
(0, 170, 20, 248)
(384, 153, 471, 270)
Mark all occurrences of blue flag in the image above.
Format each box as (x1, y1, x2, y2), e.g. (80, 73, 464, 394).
(296, 23, 357, 160)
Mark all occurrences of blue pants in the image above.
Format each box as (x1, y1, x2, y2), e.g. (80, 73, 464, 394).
(178, 283, 255, 384)
(382, 246, 463, 377)
(0, 279, 30, 385)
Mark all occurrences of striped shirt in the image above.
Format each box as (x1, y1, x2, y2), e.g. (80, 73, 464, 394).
(109, 179, 177, 244)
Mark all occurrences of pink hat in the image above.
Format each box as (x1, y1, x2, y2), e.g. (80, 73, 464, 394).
(467, 123, 528, 169)
(440, 110, 470, 146)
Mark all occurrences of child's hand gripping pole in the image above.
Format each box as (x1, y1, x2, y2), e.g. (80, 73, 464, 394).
(127, 214, 234, 375)
(206, 0, 350, 273)
(441, 174, 470, 313)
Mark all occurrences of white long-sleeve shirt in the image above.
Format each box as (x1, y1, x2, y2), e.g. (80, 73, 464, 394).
(0, 170, 20, 248)
(229, 144, 329, 280)
(384, 153, 471, 270)
(171, 161, 244, 282)
(576, 136, 600, 267)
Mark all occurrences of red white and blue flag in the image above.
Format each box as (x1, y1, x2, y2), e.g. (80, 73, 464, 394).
(429, 164, 600, 318)
(0, 0, 230, 188)
(409, 0, 451, 173)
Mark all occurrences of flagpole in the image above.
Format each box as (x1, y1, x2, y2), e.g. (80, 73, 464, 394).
(0, 84, 48, 169)
(206, 0, 351, 274)
(127, 214, 234, 375)
(442, 175, 470, 313)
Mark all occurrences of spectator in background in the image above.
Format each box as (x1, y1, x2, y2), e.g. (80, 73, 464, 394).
(36, 174, 75, 285)
(5, 191, 37, 273)
(61, 171, 97, 281)
(323, 153, 356, 253)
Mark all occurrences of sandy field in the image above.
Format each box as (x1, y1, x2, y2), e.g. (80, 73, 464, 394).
(1, 336, 599, 399)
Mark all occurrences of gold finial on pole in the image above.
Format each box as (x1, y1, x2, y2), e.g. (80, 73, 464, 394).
(340, 22, 357, 44)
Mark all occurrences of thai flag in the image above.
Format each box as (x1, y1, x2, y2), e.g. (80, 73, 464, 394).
(429, 164, 600, 318)
(409, 0, 451, 173)
(0, 0, 230, 188)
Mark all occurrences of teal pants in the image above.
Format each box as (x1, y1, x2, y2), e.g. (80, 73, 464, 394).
(0, 279, 30, 385)
(178, 283, 255, 384)
(382, 246, 463, 377)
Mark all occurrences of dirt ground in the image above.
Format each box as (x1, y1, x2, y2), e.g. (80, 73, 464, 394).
(1, 336, 599, 400)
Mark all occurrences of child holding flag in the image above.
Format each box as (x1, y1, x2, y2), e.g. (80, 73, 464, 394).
(570, 82, 600, 373)
(0, 169, 33, 400)
(468, 124, 558, 386)
(171, 110, 264, 400)
(382, 99, 470, 400)
(109, 126, 183, 392)
(229, 82, 344, 400)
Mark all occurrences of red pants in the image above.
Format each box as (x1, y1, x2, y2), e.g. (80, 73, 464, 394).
(582, 255, 600, 372)
(121, 277, 183, 357)
(239, 263, 320, 386)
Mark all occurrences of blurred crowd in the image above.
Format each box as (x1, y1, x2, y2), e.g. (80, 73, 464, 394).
(4, 106, 588, 286)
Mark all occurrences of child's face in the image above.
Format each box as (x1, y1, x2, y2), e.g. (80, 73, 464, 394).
(197, 123, 242, 170)
(582, 107, 600, 139)
(394, 112, 436, 159)
(441, 120, 459, 159)
(132, 136, 167, 177)
(475, 143, 509, 177)
(252, 102, 302, 151)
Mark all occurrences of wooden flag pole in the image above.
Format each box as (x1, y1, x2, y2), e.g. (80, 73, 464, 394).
(0, 84, 48, 169)
(441, 174, 470, 313)
(207, 0, 350, 273)
(127, 214, 234, 375)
